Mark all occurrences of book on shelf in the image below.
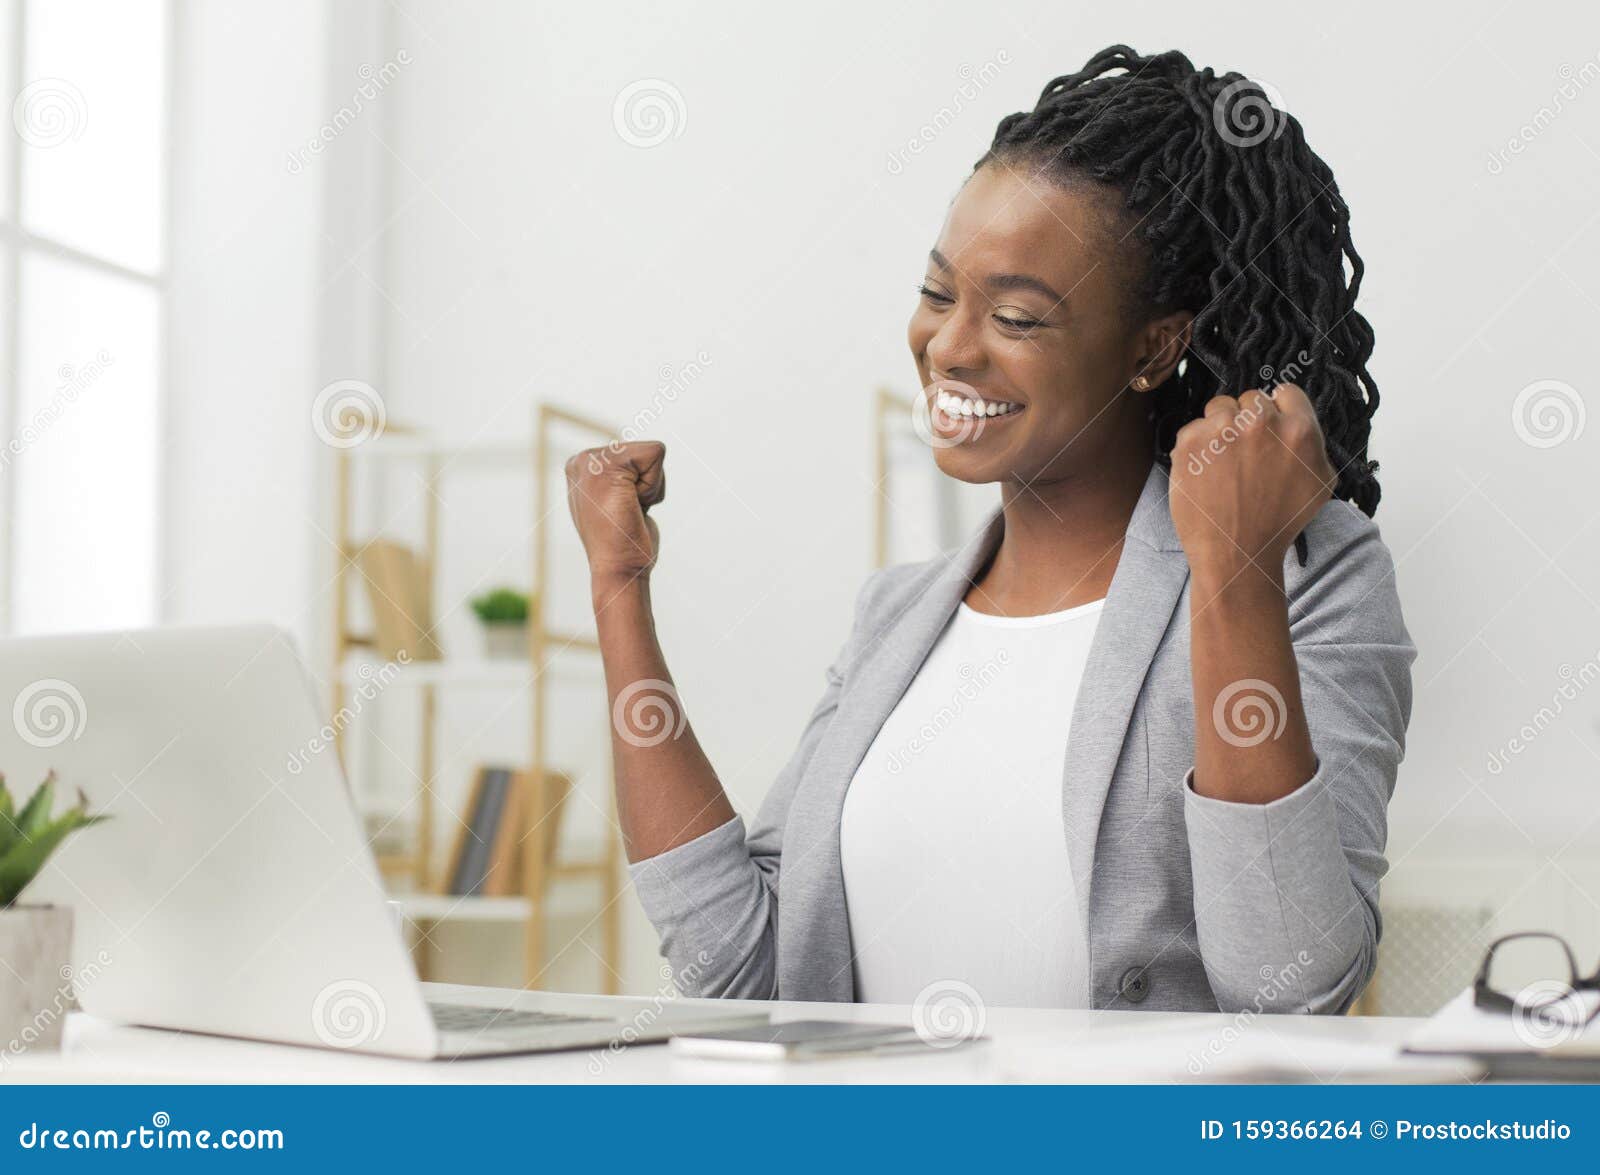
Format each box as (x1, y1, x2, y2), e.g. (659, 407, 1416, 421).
(445, 766, 572, 898)
(448, 767, 513, 897)
(356, 538, 442, 663)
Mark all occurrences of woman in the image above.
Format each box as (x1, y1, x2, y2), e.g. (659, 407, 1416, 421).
(565, 45, 1414, 1015)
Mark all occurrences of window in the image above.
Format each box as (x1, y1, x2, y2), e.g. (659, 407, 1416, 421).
(0, 0, 169, 634)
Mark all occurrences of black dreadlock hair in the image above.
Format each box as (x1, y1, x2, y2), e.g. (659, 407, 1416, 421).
(977, 44, 1382, 520)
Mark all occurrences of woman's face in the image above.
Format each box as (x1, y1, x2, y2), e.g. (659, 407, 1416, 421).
(907, 162, 1173, 487)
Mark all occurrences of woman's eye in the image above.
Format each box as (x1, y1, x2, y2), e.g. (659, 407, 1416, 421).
(916, 283, 954, 305)
(994, 314, 1043, 331)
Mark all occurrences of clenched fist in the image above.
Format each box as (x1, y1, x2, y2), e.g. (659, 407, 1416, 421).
(1168, 383, 1337, 575)
(565, 440, 667, 586)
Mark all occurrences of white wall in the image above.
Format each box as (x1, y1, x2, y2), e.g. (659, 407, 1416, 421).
(163, 0, 328, 642)
(288, 0, 1600, 996)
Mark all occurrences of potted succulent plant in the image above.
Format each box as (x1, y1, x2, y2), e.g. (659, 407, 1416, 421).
(1, 772, 104, 1054)
(470, 586, 531, 660)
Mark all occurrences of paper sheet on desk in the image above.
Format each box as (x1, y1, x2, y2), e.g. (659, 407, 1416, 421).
(999, 1016, 1478, 1084)
(1403, 987, 1600, 1057)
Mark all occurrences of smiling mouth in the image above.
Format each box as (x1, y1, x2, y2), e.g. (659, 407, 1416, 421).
(933, 387, 1025, 425)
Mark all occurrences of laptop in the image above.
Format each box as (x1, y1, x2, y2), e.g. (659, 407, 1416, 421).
(4, 624, 766, 1059)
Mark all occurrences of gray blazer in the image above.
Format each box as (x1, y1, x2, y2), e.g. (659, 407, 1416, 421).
(630, 464, 1415, 1014)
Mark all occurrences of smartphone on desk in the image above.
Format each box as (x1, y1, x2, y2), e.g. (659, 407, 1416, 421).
(669, 1019, 977, 1061)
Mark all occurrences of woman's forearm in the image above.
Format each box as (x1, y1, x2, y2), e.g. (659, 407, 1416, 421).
(1187, 557, 1318, 805)
(591, 573, 736, 862)
(1167, 382, 1338, 805)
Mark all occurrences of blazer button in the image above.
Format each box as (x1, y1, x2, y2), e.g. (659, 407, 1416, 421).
(1118, 966, 1151, 1004)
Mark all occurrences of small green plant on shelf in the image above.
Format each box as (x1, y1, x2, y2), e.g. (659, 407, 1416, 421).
(471, 587, 532, 659)
(471, 587, 529, 626)
(1, 772, 107, 908)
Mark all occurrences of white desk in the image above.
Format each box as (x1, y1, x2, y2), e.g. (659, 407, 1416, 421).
(2, 982, 1467, 1084)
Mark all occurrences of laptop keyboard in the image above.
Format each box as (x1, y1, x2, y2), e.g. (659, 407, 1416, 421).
(427, 1001, 609, 1034)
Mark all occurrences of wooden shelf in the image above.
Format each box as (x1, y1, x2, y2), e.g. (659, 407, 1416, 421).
(337, 655, 600, 689)
(346, 436, 534, 464)
(392, 889, 589, 924)
(331, 405, 626, 992)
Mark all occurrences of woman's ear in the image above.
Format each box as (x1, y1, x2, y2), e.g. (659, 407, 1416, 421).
(1129, 311, 1194, 391)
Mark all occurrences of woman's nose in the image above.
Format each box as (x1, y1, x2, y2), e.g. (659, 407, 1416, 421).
(925, 308, 986, 376)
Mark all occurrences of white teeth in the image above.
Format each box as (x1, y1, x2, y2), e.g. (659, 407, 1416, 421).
(933, 389, 1020, 418)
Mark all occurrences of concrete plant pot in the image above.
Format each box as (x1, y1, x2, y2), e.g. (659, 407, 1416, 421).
(0, 905, 73, 1054)
(480, 622, 528, 661)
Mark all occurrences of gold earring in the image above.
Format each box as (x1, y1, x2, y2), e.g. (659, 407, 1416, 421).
(1133, 376, 1150, 391)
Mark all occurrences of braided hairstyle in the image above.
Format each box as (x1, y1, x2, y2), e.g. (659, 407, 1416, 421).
(978, 44, 1382, 517)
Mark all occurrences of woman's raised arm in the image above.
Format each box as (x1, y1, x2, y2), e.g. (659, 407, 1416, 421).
(565, 440, 735, 862)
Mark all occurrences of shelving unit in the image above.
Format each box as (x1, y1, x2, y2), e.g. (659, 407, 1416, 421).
(329, 405, 624, 991)
(873, 385, 977, 567)
(874, 386, 913, 568)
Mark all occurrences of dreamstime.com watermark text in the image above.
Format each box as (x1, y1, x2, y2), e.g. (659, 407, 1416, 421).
(586, 950, 713, 1075)
(16, 1112, 284, 1152)
(882, 651, 1011, 775)
(286, 51, 412, 174)
(2, 351, 114, 472)
(0, 950, 112, 1071)
(1484, 650, 1600, 776)
(886, 51, 1012, 175)
(1186, 951, 1312, 1076)
(285, 652, 410, 775)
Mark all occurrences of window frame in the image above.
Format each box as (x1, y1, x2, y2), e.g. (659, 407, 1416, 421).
(0, 0, 175, 633)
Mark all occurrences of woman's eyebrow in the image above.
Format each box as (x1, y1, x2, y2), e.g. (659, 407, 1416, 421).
(928, 249, 1063, 303)
(987, 272, 1063, 302)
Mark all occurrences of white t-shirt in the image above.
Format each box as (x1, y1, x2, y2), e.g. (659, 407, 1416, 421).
(838, 596, 1104, 1009)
